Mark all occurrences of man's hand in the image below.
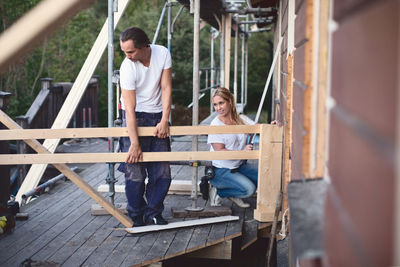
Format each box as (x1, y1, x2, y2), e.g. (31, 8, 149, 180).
(154, 120, 170, 139)
(126, 143, 143, 163)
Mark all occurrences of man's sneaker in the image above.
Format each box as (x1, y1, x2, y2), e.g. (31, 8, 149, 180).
(146, 214, 168, 225)
(210, 186, 221, 206)
(229, 197, 250, 208)
(130, 215, 145, 227)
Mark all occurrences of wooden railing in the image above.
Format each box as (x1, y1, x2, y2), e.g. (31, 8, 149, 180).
(0, 112, 283, 227)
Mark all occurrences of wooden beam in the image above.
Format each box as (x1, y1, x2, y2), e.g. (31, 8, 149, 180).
(302, 0, 315, 178)
(0, 0, 97, 73)
(0, 110, 133, 227)
(186, 240, 232, 260)
(0, 124, 261, 140)
(0, 150, 259, 165)
(283, 54, 294, 212)
(96, 180, 200, 195)
(254, 125, 283, 222)
(313, 0, 329, 177)
(15, 0, 130, 204)
(224, 13, 232, 89)
(123, 216, 239, 234)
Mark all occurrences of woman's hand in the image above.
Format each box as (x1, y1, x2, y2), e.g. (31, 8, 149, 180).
(126, 143, 143, 163)
(244, 144, 253, 151)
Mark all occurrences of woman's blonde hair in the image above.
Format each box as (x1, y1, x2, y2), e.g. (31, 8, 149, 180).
(212, 87, 245, 125)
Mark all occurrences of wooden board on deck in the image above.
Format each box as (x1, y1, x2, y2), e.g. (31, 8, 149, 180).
(171, 206, 232, 218)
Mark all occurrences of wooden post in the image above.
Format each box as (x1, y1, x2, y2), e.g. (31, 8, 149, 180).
(0, 92, 11, 209)
(224, 13, 232, 90)
(302, 0, 315, 178)
(283, 54, 294, 212)
(15, 115, 28, 188)
(254, 124, 283, 222)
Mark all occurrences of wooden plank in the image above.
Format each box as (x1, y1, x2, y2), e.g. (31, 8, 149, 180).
(283, 53, 294, 212)
(185, 225, 212, 253)
(302, 0, 315, 178)
(0, 124, 261, 140)
(15, 0, 130, 205)
(102, 234, 141, 267)
(241, 208, 259, 250)
(122, 233, 159, 267)
(97, 180, 200, 195)
(224, 13, 232, 89)
(0, 0, 97, 72)
(186, 240, 232, 260)
(123, 216, 239, 234)
(0, 150, 259, 165)
(313, 0, 329, 177)
(1, 195, 97, 266)
(171, 206, 232, 218)
(205, 221, 228, 247)
(61, 216, 122, 266)
(0, 167, 105, 262)
(254, 125, 283, 222)
(0, 110, 132, 227)
(141, 230, 178, 266)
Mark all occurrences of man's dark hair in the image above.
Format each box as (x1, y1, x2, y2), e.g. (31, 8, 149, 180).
(120, 27, 150, 49)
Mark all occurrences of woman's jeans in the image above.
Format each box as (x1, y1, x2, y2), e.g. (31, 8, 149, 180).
(210, 162, 258, 198)
(119, 111, 171, 220)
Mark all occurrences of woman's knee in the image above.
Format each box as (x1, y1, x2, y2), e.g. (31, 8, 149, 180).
(242, 183, 256, 198)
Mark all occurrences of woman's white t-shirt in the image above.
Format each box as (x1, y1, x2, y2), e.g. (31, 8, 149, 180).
(207, 115, 255, 169)
(119, 44, 172, 112)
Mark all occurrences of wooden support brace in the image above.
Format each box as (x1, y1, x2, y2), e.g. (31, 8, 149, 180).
(254, 124, 283, 222)
(0, 110, 133, 227)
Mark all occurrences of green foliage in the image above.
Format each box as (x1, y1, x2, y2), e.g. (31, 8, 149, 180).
(0, 0, 272, 126)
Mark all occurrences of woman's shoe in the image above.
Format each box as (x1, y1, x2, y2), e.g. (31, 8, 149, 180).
(229, 197, 250, 208)
(209, 186, 222, 206)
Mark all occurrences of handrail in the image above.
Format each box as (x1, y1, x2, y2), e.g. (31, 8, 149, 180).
(0, 124, 262, 140)
(0, 151, 259, 165)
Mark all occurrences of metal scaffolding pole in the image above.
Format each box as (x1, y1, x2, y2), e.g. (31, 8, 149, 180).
(241, 32, 245, 107)
(210, 27, 215, 113)
(186, 0, 202, 211)
(153, 2, 168, 44)
(167, 0, 172, 52)
(107, 0, 116, 204)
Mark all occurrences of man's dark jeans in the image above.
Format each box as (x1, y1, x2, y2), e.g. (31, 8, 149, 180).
(119, 111, 171, 221)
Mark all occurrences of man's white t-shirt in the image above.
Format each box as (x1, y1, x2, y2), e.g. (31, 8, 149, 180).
(119, 44, 172, 112)
(207, 115, 255, 169)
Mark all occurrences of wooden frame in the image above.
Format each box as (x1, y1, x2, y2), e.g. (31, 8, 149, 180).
(0, 110, 283, 224)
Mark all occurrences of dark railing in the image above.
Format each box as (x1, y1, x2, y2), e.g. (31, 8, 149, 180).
(15, 77, 99, 187)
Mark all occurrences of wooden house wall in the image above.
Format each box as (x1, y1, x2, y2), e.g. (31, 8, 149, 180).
(324, 1, 398, 266)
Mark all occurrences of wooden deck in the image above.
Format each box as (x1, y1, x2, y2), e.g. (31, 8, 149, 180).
(0, 137, 270, 267)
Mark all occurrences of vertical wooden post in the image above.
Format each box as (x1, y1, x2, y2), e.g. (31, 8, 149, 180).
(283, 54, 294, 212)
(0, 92, 11, 209)
(15, 115, 28, 188)
(302, 0, 315, 178)
(224, 13, 231, 90)
(254, 124, 283, 222)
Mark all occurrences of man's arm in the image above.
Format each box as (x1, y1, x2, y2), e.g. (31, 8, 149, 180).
(121, 89, 142, 163)
(154, 67, 172, 138)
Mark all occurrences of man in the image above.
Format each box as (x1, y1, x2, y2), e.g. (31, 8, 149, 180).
(119, 27, 172, 226)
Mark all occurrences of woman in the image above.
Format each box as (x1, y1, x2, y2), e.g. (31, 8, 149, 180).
(207, 87, 258, 208)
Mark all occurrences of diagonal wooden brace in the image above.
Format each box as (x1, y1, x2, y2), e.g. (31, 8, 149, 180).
(0, 110, 133, 227)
